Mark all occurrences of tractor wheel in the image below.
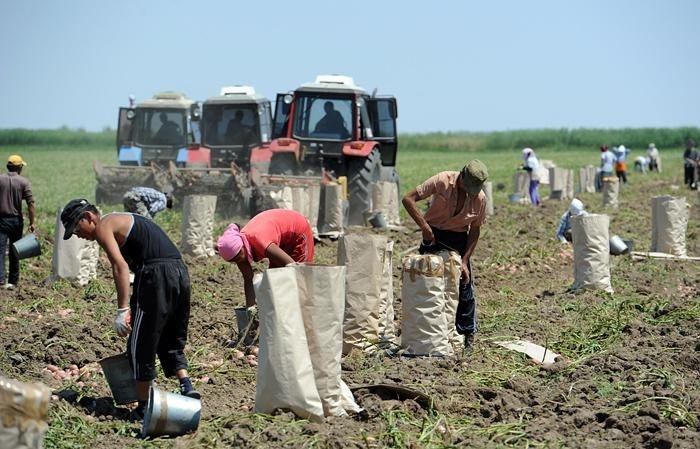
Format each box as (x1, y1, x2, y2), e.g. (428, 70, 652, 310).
(269, 153, 298, 175)
(347, 148, 382, 226)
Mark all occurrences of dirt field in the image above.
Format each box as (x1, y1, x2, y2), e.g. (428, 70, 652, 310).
(1, 177, 699, 448)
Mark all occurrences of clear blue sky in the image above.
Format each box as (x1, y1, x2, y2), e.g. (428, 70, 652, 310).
(1, 0, 698, 133)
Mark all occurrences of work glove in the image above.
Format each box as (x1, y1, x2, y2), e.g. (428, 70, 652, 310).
(114, 307, 131, 337)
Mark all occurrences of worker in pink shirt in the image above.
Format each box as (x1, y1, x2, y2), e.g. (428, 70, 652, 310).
(216, 209, 314, 307)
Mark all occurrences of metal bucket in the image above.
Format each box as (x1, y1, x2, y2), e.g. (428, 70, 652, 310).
(368, 211, 387, 228)
(142, 386, 201, 438)
(609, 235, 629, 255)
(98, 353, 138, 405)
(235, 307, 257, 346)
(508, 193, 522, 203)
(12, 233, 41, 260)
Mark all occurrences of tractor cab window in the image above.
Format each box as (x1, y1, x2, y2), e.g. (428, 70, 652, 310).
(202, 105, 259, 146)
(293, 95, 353, 140)
(135, 109, 188, 146)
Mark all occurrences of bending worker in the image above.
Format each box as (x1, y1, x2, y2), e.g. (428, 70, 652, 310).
(61, 198, 199, 421)
(402, 160, 488, 351)
(122, 186, 172, 219)
(555, 198, 588, 243)
(216, 209, 315, 307)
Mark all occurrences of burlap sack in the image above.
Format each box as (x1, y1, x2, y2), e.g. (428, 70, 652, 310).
(180, 195, 217, 258)
(566, 168, 575, 200)
(0, 376, 50, 449)
(579, 166, 597, 193)
(539, 160, 555, 185)
(437, 250, 463, 350)
(482, 181, 494, 216)
(602, 177, 619, 208)
(268, 185, 321, 237)
(371, 181, 401, 227)
(570, 214, 613, 293)
(401, 254, 451, 356)
(377, 240, 397, 348)
(338, 234, 393, 354)
(319, 183, 345, 235)
(651, 196, 689, 257)
(512, 172, 530, 204)
(50, 207, 98, 286)
(549, 167, 567, 199)
(254, 265, 360, 421)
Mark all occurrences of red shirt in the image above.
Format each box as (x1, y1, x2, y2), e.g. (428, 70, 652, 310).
(242, 209, 314, 267)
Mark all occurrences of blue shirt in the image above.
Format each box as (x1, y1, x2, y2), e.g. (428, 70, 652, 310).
(556, 210, 588, 241)
(128, 187, 167, 216)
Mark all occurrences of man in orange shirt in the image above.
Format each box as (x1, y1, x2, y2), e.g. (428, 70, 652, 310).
(402, 160, 488, 352)
(216, 209, 315, 307)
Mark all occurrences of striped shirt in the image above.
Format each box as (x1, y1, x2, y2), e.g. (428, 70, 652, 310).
(126, 187, 167, 216)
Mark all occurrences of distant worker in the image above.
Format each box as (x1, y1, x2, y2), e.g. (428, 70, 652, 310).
(153, 112, 180, 144)
(555, 198, 588, 243)
(314, 101, 349, 137)
(613, 144, 630, 184)
(633, 155, 650, 174)
(600, 145, 615, 178)
(521, 148, 541, 206)
(216, 209, 315, 308)
(646, 143, 660, 172)
(402, 160, 488, 352)
(122, 187, 172, 219)
(225, 110, 250, 144)
(0, 155, 35, 290)
(683, 139, 699, 189)
(61, 198, 200, 421)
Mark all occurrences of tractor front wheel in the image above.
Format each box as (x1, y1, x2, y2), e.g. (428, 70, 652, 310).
(347, 148, 382, 226)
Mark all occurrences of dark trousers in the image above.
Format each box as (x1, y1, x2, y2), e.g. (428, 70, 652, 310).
(684, 165, 697, 188)
(419, 227, 477, 336)
(0, 216, 23, 285)
(127, 259, 191, 381)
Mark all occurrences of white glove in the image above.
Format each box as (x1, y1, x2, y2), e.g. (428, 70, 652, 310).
(114, 308, 131, 337)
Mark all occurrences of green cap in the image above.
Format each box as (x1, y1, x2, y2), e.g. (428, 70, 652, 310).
(461, 160, 488, 194)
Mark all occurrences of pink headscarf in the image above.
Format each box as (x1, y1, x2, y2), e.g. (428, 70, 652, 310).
(216, 223, 252, 263)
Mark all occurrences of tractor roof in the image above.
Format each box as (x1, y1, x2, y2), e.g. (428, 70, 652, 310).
(204, 85, 269, 105)
(296, 74, 367, 95)
(137, 91, 194, 109)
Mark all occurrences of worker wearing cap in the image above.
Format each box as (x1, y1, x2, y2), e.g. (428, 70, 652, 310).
(216, 209, 315, 308)
(402, 160, 488, 351)
(0, 155, 35, 290)
(60, 199, 199, 420)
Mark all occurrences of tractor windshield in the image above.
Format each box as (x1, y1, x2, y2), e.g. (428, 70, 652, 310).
(202, 104, 260, 147)
(133, 109, 188, 147)
(292, 95, 353, 140)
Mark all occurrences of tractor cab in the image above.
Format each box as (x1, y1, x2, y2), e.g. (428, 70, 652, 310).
(116, 92, 200, 167)
(270, 75, 398, 175)
(200, 86, 272, 169)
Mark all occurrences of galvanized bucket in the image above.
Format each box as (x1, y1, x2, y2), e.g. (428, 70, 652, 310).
(609, 235, 629, 255)
(98, 353, 138, 405)
(12, 233, 41, 260)
(142, 386, 201, 438)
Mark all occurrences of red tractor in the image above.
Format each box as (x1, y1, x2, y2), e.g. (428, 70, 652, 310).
(267, 75, 398, 226)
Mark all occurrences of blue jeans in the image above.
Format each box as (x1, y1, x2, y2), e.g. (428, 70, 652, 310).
(0, 217, 23, 285)
(529, 180, 540, 206)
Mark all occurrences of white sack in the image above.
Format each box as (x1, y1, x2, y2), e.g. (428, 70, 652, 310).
(565, 169, 575, 200)
(571, 214, 613, 293)
(180, 195, 217, 258)
(438, 250, 463, 351)
(401, 254, 451, 356)
(539, 160, 556, 185)
(377, 240, 397, 348)
(512, 172, 530, 203)
(254, 265, 360, 420)
(0, 375, 50, 449)
(319, 183, 345, 235)
(651, 196, 689, 257)
(338, 234, 392, 354)
(482, 181, 494, 216)
(50, 207, 98, 286)
(549, 167, 567, 195)
(602, 177, 619, 208)
(371, 181, 401, 227)
(269, 185, 321, 237)
(579, 166, 597, 194)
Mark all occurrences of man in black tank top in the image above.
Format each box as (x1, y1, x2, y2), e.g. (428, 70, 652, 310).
(61, 199, 200, 420)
